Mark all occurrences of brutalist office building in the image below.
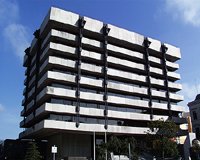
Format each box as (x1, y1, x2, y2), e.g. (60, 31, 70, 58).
(19, 7, 184, 159)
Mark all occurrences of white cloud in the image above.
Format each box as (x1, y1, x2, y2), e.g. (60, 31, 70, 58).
(182, 83, 200, 100)
(0, 0, 30, 61)
(0, 0, 19, 25)
(0, 104, 4, 112)
(179, 82, 200, 109)
(0, 106, 22, 139)
(165, 0, 200, 27)
(3, 24, 30, 60)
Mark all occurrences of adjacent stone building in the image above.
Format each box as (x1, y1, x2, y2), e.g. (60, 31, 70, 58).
(188, 94, 200, 139)
(19, 7, 185, 159)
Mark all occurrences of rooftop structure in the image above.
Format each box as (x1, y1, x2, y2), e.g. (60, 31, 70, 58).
(19, 7, 184, 159)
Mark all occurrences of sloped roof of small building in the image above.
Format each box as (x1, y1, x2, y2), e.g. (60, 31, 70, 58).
(195, 94, 200, 101)
(188, 94, 200, 107)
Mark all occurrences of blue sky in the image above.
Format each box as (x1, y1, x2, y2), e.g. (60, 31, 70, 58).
(0, 0, 200, 139)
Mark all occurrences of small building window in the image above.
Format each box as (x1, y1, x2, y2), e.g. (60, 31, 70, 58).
(196, 127, 200, 139)
(193, 111, 198, 120)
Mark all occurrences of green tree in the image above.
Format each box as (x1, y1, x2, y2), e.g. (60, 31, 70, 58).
(191, 139, 200, 153)
(96, 142, 107, 160)
(126, 137, 138, 160)
(190, 139, 200, 159)
(146, 118, 179, 159)
(24, 142, 43, 160)
(107, 136, 122, 156)
(96, 136, 138, 160)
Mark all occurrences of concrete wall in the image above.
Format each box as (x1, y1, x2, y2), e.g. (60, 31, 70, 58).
(46, 133, 92, 159)
(20, 7, 184, 141)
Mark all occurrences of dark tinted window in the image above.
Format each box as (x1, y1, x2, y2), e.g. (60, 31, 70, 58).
(193, 111, 198, 120)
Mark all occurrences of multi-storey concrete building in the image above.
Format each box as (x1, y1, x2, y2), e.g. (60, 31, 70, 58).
(19, 7, 185, 159)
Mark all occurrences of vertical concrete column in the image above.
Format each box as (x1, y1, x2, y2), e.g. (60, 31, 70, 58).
(143, 37, 153, 120)
(93, 132, 96, 160)
(76, 17, 86, 128)
(161, 44, 172, 118)
(23, 47, 31, 122)
(103, 24, 110, 130)
(105, 131, 107, 160)
(33, 29, 41, 118)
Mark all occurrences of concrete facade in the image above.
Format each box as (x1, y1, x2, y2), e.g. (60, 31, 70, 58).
(20, 7, 185, 159)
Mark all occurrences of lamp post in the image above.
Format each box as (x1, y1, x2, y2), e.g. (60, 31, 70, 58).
(161, 134, 164, 160)
(93, 132, 96, 160)
(105, 132, 107, 160)
(128, 143, 131, 160)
